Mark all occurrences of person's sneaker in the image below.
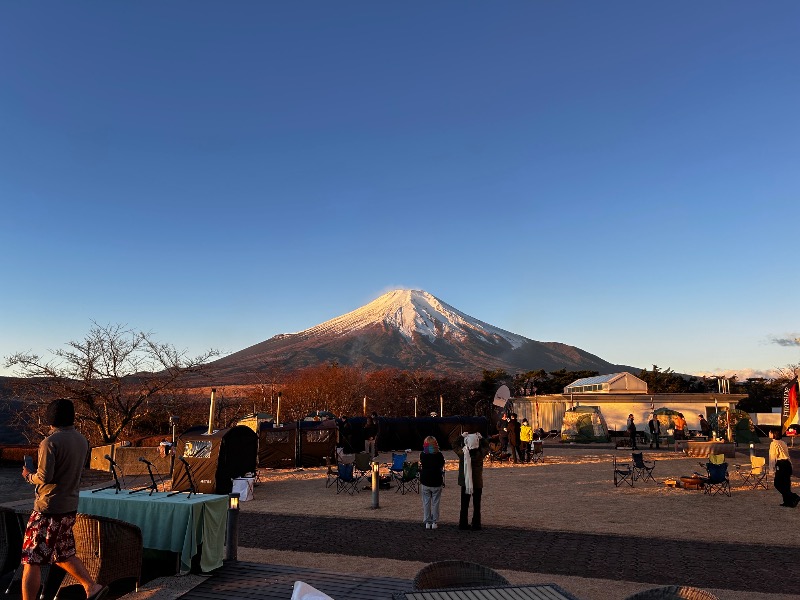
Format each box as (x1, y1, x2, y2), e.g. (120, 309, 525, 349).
(425, 523, 431, 529)
(431, 523, 438, 529)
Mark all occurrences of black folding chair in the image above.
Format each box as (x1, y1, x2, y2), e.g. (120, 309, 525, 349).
(631, 452, 656, 483)
(698, 462, 731, 497)
(613, 456, 634, 487)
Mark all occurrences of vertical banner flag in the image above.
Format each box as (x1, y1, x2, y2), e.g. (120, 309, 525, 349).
(781, 377, 799, 435)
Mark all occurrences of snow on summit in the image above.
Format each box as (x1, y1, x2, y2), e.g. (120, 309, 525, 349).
(299, 289, 528, 348)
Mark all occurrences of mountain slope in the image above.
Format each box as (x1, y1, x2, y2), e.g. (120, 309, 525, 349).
(207, 290, 636, 381)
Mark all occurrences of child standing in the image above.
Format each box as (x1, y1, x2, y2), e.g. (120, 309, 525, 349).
(419, 436, 445, 529)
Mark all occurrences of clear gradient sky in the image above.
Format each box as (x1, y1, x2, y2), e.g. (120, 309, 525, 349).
(2, 2, 799, 379)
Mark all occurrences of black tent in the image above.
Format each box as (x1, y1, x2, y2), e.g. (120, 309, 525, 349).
(347, 416, 488, 452)
(172, 425, 258, 495)
(258, 420, 338, 469)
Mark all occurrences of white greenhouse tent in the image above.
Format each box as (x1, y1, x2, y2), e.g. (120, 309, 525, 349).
(564, 372, 648, 395)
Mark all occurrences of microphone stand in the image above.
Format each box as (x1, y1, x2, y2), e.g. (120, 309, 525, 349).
(168, 458, 197, 498)
(129, 460, 159, 496)
(93, 457, 122, 494)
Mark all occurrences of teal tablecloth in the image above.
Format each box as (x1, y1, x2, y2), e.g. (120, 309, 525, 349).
(78, 490, 228, 573)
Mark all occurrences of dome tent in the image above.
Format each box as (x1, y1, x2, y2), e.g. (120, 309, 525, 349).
(172, 425, 258, 495)
(652, 407, 682, 432)
(561, 406, 609, 442)
(713, 409, 760, 444)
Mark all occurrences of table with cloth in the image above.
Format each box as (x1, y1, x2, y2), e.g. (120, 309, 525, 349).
(78, 490, 228, 574)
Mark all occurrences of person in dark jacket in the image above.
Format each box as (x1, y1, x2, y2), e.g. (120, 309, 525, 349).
(363, 416, 378, 457)
(508, 413, 522, 463)
(627, 414, 638, 450)
(498, 413, 509, 453)
(419, 436, 445, 529)
(648, 414, 661, 449)
(455, 432, 489, 530)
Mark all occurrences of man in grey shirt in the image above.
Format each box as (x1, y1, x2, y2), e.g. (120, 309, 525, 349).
(21, 399, 108, 600)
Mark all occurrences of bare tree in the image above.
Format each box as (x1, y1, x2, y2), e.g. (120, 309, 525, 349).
(5, 322, 219, 444)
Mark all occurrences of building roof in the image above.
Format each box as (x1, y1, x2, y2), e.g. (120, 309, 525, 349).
(568, 373, 627, 387)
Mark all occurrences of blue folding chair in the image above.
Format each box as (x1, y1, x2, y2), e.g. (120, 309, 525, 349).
(335, 462, 360, 495)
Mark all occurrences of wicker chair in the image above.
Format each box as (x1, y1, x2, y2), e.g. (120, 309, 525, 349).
(55, 514, 143, 599)
(624, 585, 719, 600)
(413, 560, 509, 590)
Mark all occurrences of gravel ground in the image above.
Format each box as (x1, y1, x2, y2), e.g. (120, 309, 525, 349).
(3, 446, 799, 600)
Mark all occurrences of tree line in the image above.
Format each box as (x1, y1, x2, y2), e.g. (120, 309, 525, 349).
(3, 323, 795, 446)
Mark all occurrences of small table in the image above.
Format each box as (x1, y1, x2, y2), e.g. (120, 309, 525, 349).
(393, 584, 581, 599)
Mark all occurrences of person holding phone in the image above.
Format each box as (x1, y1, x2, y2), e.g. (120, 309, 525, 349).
(21, 399, 108, 600)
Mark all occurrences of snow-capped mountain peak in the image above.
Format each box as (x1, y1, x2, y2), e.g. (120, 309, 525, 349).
(298, 289, 528, 349)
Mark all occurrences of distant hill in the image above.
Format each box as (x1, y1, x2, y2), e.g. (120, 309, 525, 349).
(206, 289, 638, 382)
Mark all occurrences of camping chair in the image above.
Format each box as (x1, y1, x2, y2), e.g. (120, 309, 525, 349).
(698, 461, 731, 497)
(736, 455, 769, 490)
(631, 452, 656, 483)
(394, 460, 420, 495)
(487, 438, 509, 464)
(613, 456, 634, 487)
(334, 462, 360, 495)
(353, 451, 373, 481)
(388, 451, 408, 481)
(708, 453, 725, 465)
(413, 560, 509, 590)
(530, 440, 544, 463)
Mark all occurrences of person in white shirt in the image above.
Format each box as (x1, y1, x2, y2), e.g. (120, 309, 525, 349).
(768, 430, 800, 507)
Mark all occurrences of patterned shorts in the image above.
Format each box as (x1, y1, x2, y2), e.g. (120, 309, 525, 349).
(21, 511, 77, 565)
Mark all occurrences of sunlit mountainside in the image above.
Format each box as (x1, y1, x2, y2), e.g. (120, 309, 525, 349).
(207, 290, 637, 383)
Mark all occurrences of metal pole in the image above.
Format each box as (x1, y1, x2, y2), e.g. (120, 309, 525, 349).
(208, 388, 216, 435)
(276, 391, 282, 425)
(414, 397, 417, 418)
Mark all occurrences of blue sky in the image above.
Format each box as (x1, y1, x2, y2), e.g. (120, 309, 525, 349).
(2, 2, 799, 379)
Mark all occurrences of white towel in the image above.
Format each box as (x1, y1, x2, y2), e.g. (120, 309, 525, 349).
(463, 432, 481, 495)
(291, 581, 334, 600)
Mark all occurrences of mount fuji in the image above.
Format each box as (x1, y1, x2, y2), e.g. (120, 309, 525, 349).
(207, 289, 636, 382)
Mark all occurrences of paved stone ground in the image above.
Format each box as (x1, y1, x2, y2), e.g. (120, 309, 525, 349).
(240, 512, 794, 594)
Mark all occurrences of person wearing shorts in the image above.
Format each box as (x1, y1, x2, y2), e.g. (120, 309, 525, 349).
(21, 399, 108, 600)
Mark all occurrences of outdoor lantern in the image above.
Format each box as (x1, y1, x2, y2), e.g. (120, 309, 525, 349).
(371, 460, 380, 509)
(226, 492, 240, 562)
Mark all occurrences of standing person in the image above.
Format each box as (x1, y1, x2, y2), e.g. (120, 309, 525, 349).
(519, 418, 533, 463)
(419, 436, 445, 529)
(498, 413, 509, 454)
(370, 411, 381, 458)
(768, 430, 800, 507)
(363, 416, 377, 458)
(455, 432, 489, 531)
(21, 399, 108, 600)
(673, 413, 687, 451)
(648, 414, 661, 449)
(627, 414, 638, 450)
(699, 414, 712, 439)
(507, 413, 521, 463)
